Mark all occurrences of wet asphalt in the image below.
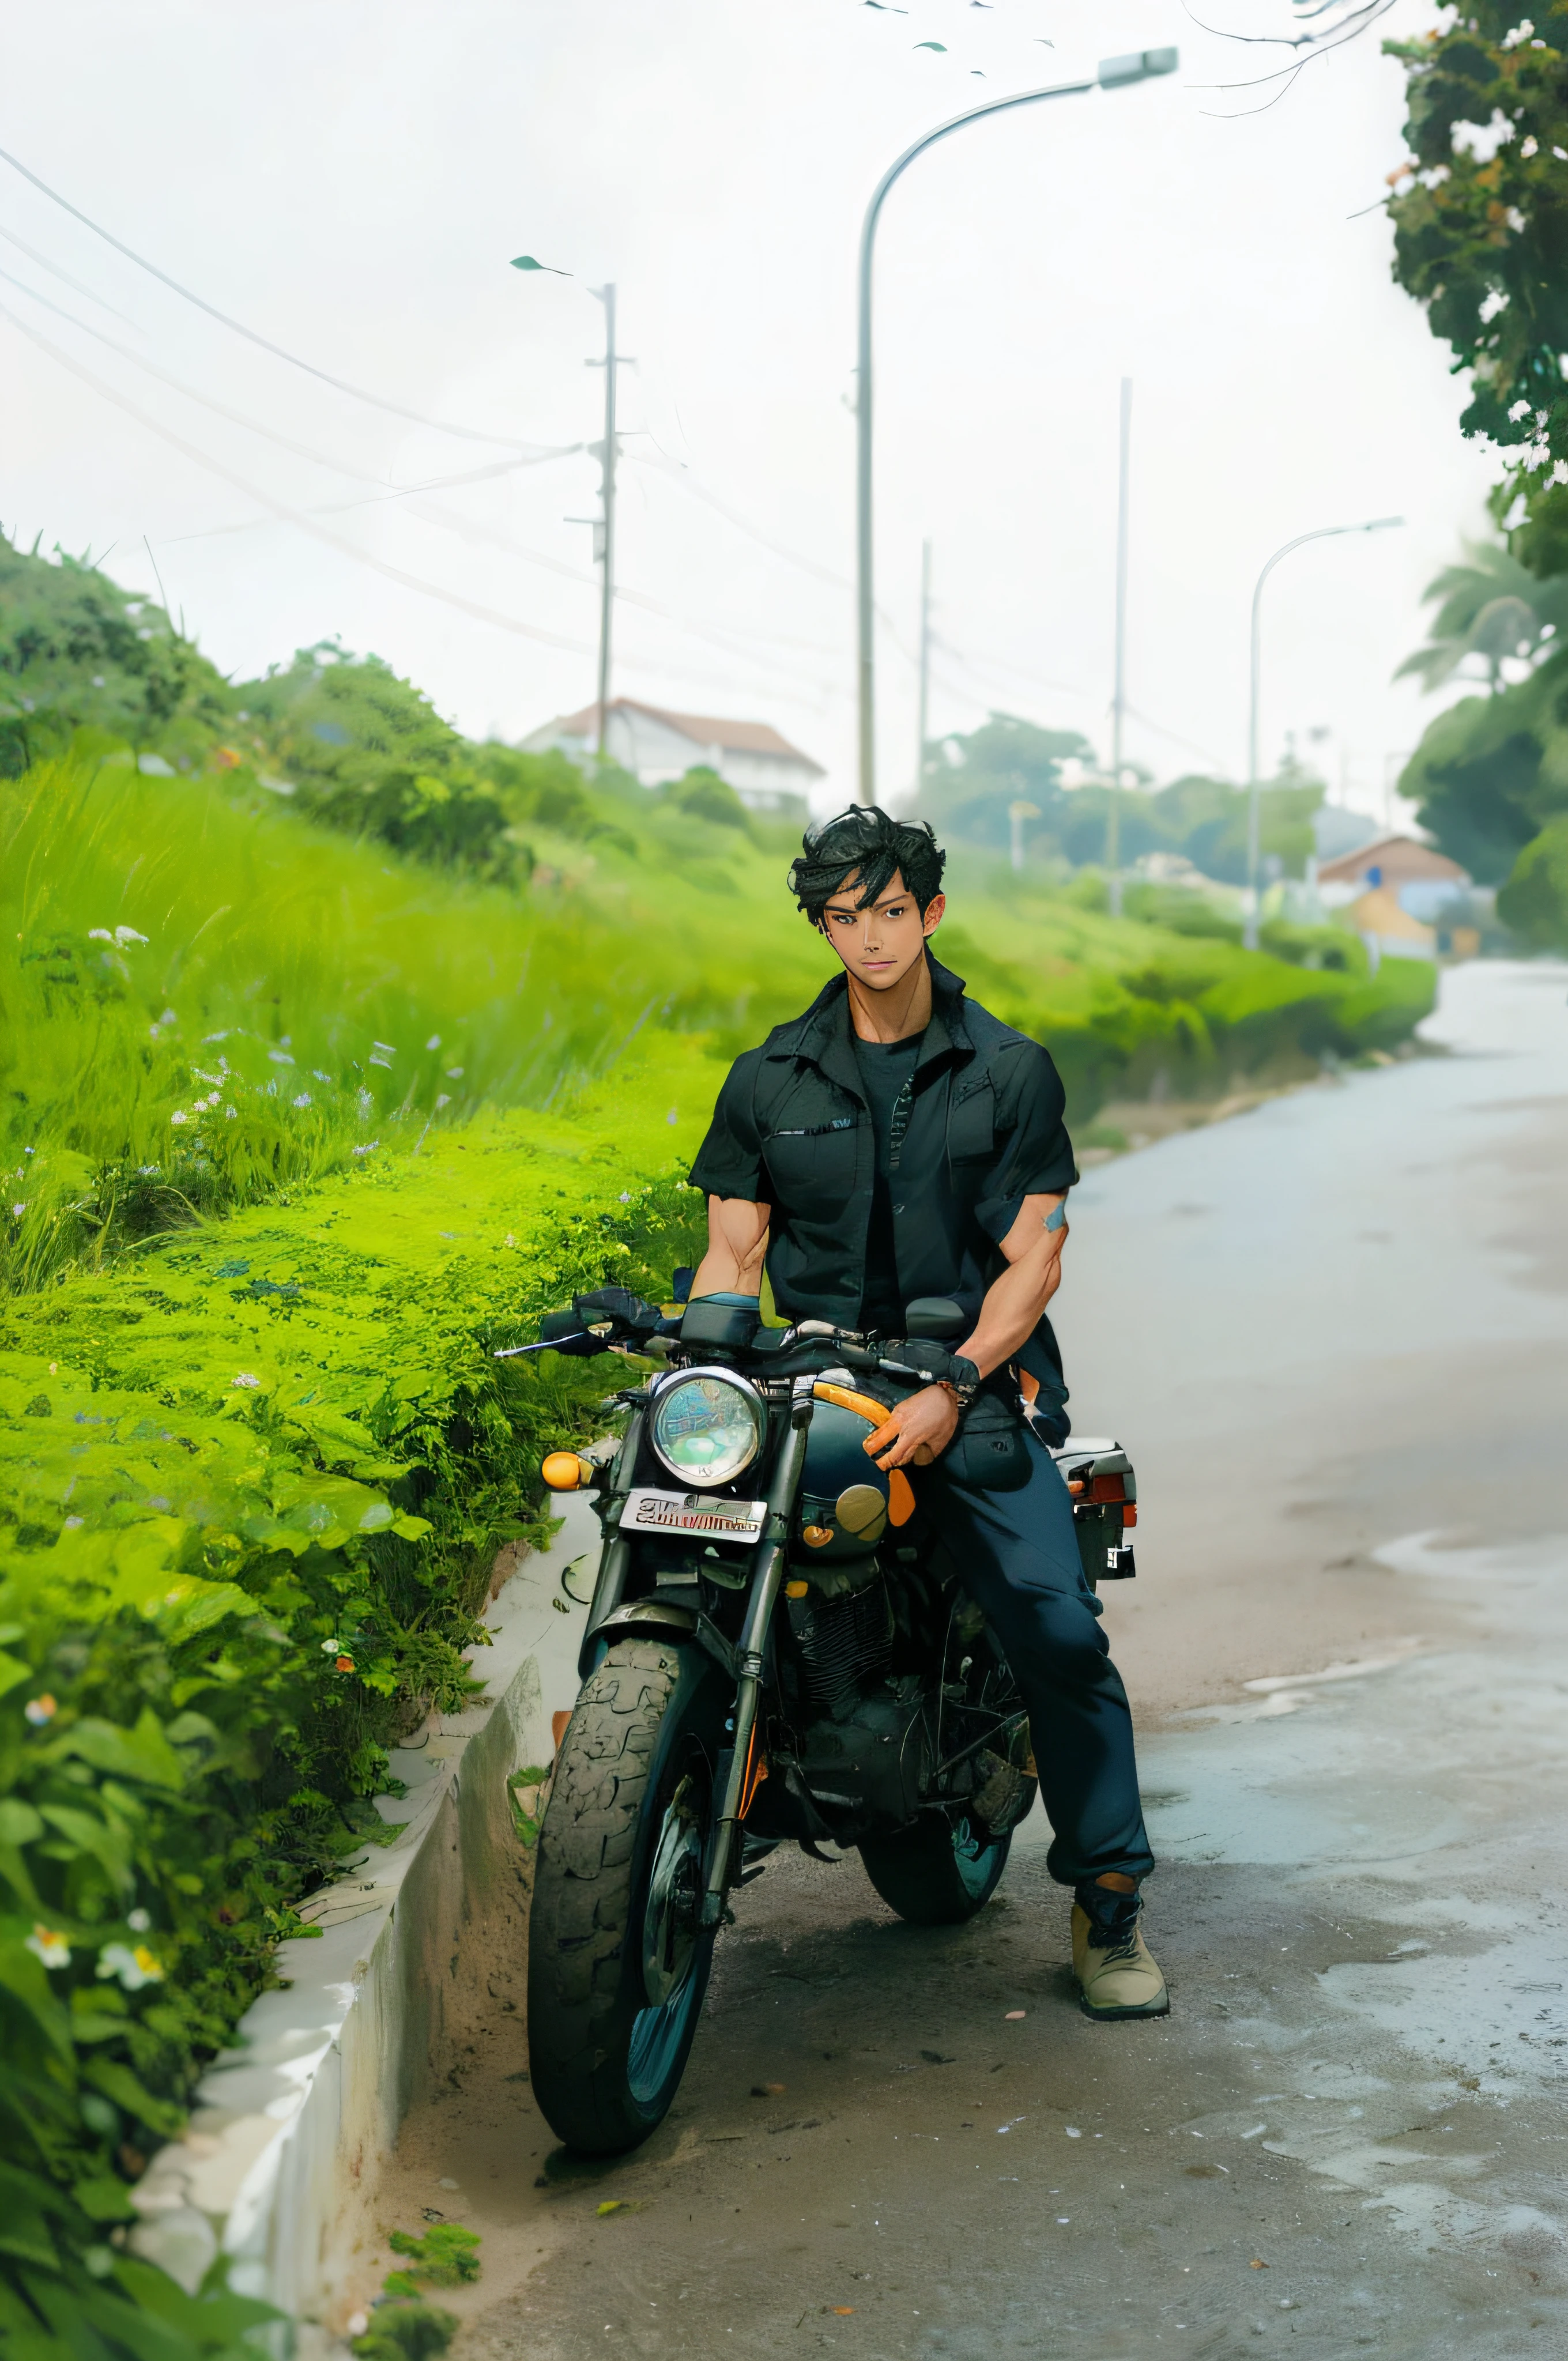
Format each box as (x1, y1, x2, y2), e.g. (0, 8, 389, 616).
(375, 960, 1568, 2361)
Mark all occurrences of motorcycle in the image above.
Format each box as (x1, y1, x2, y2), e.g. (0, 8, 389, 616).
(500, 1285, 1137, 2156)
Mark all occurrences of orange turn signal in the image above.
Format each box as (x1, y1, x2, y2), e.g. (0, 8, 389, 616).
(541, 1451, 589, 1491)
(802, 1523, 834, 1548)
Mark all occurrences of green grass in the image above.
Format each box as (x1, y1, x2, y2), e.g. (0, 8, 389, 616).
(4, 755, 1435, 1293)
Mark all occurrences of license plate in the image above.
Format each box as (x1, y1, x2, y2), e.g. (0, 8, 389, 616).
(621, 1487, 767, 1542)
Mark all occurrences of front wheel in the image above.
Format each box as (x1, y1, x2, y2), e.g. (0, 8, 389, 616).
(527, 1638, 726, 2155)
(859, 1808, 1012, 1925)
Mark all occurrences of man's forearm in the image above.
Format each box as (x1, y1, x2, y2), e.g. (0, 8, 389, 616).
(959, 1243, 1065, 1379)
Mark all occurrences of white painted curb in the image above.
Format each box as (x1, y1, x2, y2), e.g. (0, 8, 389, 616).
(127, 1496, 599, 2347)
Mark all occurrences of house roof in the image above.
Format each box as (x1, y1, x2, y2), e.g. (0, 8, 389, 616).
(1317, 833, 1469, 887)
(551, 697, 825, 774)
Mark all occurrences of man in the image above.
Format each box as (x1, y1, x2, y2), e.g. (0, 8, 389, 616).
(684, 804, 1165, 2020)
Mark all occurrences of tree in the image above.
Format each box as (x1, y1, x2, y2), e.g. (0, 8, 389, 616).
(0, 531, 228, 773)
(1385, 4, 1568, 565)
(1394, 540, 1568, 691)
(917, 712, 1096, 854)
(1497, 812, 1568, 941)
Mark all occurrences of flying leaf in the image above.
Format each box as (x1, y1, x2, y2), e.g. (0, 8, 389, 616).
(913, 39, 947, 50)
(510, 255, 570, 277)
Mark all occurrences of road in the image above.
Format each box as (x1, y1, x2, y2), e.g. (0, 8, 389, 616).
(373, 959, 1568, 2361)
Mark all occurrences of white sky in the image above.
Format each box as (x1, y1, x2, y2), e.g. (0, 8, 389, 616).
(1, 0, 1495, 822)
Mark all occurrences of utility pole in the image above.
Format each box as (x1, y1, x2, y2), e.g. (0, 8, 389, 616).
(586, 284, 621, 761)
(915, 538, 932, 806)
(1106, 375, 1132, 917)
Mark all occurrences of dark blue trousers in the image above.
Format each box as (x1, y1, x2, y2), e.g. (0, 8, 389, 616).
(927, 1424, 1155, 1889)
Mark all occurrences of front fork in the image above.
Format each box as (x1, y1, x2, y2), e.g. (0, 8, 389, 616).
(699, 1375, 815, 1929)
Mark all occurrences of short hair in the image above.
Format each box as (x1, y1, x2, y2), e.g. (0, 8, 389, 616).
(787, 804, 946, 925)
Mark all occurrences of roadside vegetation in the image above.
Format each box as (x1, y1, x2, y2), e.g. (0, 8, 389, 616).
(1, 529, 1437, 2361)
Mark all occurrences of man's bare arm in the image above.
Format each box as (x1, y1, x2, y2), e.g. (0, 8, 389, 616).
(862, 1191, 1068, 1471)
(958, 1190, 1068, 1378)
(690, 1195, 771, 1298)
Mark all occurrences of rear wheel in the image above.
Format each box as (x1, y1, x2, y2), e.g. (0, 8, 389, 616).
(527, 1638, 726, 2155)
(859, 1808, 1012, 1925)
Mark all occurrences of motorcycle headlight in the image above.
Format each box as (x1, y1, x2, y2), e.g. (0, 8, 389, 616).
(649, 1370, 765, 1489)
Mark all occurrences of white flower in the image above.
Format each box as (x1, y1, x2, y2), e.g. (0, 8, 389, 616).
(352, 1141, 379, 1157)
(435, 1094, 450, 1110)
(114, 926, 148, 946)
(268, 1050, 295, 1066)
(88, 927, 114, 942)
(63, 1516, 84, 1530)
(10, 1202, 24, 1218)
(25, 1694, 58, 1725)
(232, 1372, 261, 1389)
(444, 1066, 463, 1080)
(28, 1925, 71, 1970)
(97, 1941, 164, 1991)
(425, 1035, 441, 1051)
(312, 1070, 332, 1083)
(225, 1106, 238, 1120)
(171, 1110, 190, 1127)
(292, 1092, 312, 1109)
(127, 1908, 151, 1933)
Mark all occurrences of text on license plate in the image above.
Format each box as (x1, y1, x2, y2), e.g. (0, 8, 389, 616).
(623, 1487, 766, 1541)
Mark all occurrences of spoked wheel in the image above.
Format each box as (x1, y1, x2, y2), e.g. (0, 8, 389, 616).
(859, 1806, 1013, 1925)
(527, 1638, 726, 2155)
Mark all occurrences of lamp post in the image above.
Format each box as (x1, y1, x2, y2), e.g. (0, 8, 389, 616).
(1243, 516, 1403, 950)
(854, 48, 1178, 805)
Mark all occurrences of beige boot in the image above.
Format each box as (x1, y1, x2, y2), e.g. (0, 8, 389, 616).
(1072, 1903, 1169, 2020)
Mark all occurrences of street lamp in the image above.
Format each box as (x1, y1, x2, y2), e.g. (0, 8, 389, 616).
(854, 47, 1178, 805)
(1243, 516, 1403, 950)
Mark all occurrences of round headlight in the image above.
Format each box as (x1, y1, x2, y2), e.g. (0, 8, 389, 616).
(649, 1371, 765, 1489)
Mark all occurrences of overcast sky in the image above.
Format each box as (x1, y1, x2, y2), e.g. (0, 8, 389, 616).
(2, 0, 1495, 820)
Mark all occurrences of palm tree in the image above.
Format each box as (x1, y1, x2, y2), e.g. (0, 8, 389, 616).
(1396, 543, 1568, 694)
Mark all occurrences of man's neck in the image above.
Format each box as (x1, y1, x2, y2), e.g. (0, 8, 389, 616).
(845, 952, 933, 1044)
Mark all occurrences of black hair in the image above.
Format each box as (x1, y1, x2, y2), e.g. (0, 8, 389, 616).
(787, 804, 947, 925)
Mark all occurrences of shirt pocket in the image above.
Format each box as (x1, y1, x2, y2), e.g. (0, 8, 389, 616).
(764, 1117, 861, 1215)
(947, 1078, 996, 1164)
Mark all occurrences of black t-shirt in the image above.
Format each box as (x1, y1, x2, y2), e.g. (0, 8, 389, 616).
(851, 1029, 924, 1333)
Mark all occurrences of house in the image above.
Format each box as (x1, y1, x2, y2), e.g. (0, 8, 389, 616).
(523, 697, 825, 812)
(1317, 832, 1472, 924)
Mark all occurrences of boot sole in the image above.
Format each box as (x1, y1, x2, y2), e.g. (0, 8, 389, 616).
(1076, 1987, 1170, 2021)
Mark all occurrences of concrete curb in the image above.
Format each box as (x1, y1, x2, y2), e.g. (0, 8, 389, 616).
(126, 1498, 598, 2346)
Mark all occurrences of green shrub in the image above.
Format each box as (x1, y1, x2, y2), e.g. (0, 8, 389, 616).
(1497, 817, 1568, 949)
(0, 1083, 707, 2359)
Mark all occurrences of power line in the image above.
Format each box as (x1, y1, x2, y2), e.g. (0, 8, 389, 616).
(0, 219, 138, 325)
(0, 261, 582, 493)
(0, 144, 559, 452)
(0, 299, 595, 657)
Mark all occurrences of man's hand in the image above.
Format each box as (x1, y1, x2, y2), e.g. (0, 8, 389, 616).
(863, 1383, 960, 1472)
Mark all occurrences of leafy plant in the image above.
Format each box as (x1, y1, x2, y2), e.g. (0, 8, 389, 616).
(1385, 2, 1568, 564)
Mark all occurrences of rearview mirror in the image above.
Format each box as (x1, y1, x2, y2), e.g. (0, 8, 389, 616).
(903, 1296, 967, 1342)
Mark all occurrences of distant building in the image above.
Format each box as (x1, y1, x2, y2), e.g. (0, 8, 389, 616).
(523, 697, 825, 812)
(1317, 833, 1471, 927)
(1316, 833, 1468, 893)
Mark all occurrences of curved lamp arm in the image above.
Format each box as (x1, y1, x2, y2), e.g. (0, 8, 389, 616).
(854, 48, 1179, 802)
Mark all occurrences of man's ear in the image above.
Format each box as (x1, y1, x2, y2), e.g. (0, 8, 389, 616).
(922, 892, 946, 940)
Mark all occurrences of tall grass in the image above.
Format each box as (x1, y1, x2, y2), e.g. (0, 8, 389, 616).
(3, 754, 1434, 1292)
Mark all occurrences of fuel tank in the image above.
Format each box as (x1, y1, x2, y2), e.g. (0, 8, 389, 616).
(794, 1396, 890, 1567)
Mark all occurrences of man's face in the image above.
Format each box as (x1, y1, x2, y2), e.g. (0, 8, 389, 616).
(819, 868, 945, 992)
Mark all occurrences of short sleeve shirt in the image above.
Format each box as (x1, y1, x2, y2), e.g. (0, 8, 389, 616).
(688, 954, 1076, 1387)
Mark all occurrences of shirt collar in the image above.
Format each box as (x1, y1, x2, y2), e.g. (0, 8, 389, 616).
(775, 950, 972, 1092)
